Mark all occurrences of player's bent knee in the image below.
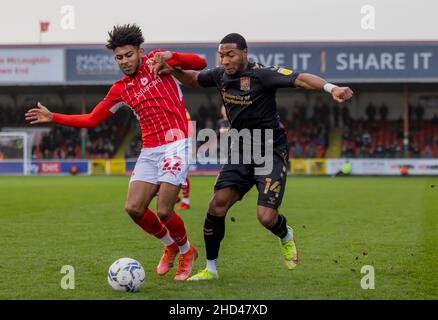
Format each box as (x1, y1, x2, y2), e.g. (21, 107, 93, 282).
(208, 199, 228, 216)
(156, 209, 172, 222)
(124, 204, 144, 221)
(257, 209, 278, 228)
(257, 214, 273, 228)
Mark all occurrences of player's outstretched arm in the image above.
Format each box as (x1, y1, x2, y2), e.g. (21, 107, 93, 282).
(294, 73, 353, 103)
(25, 100, 113, 128)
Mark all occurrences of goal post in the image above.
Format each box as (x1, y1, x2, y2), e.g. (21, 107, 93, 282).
(0, 132, 31, 175)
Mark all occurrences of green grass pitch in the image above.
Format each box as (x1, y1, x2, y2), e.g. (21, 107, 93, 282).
(0, 175, 436, 300)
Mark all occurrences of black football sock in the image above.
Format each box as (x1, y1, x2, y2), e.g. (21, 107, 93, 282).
(204, 213, 225, 261)
(267, 214, 288, 239)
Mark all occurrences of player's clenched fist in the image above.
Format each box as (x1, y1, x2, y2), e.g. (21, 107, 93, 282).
(148, 51, 174, 77)
(331, 87, 354, 103)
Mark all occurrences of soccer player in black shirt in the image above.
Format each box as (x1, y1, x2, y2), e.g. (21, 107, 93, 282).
(151, 33, 353, 280)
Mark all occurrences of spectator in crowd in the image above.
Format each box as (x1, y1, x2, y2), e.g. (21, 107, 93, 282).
(341, 105, 351, 127)
(414, 104, 425, 120)
(332, 104, 340, 128)
(394, 145, 403, 158)
(342, 127, 352, 141)
(320, 102, 330, 125)
(365, 103, 376, 121)
(379, 103, 388, 120)
(354, 133, 363, 149)
(362, 131, 372, 147)
(410, 142, 420, 158)
(306, 142, 317, 158)
(125, 131, 142, 158)
(422, 144, 433, 158)
(298, 103, 307, 124)
(358, 146, 369, 158)
(408, 103, 414, 120)
(291, 102, 301, 128)
(341, 142, 355, 158)
(396, 121, 404, 139)
(373, 144, 385, 158)
(289, 141, 303, 158)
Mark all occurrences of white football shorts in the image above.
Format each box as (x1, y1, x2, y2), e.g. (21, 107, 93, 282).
(130, 138, 191, 186)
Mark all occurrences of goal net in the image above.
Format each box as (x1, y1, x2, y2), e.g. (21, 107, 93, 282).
(0, 132, 31, 175)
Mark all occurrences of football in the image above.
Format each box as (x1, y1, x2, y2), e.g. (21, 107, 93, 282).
(107, 258, 145, 292)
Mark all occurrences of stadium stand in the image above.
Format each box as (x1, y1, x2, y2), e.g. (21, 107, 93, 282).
(0, 100, 134, 159)
(2, 94, 437, 160)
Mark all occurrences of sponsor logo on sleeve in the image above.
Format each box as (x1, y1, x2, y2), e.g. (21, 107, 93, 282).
(277, 67, 293, 75)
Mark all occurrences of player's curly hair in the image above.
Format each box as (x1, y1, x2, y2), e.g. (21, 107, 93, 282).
(106, 24, 144, 50)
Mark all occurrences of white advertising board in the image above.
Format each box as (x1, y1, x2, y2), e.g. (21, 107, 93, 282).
(0, 49, 64, 84)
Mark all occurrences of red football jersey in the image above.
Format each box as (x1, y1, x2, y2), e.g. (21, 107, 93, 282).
(52, 50, 206, 148)
(105, 51, 190, 148)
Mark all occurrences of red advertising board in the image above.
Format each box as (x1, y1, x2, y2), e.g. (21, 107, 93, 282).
(38, 162, 61, 174)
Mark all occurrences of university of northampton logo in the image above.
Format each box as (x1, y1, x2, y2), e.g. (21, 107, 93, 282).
(240, 77, 250, 91)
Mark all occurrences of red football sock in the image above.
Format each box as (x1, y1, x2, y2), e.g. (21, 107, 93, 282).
(135, 209, 168, 239)
(163, 212, 188, 246)
(182, 178, 190, 199)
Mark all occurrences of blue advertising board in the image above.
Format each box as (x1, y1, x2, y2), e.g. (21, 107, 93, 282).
(66, 45, 217, 83)
(66, 43, 438, 83)
(0, 161, 24, 174)
(0, 160, 89, 175)
(248, 43, 438, 82)
(66, 48, 124, 83)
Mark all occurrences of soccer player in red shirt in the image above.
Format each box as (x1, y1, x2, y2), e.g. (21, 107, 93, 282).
(25, 24, 206, 281)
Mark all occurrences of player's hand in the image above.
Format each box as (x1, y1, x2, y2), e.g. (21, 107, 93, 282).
(331, 87, 353, 103)
(148, 51, 174, 78)
(154, 61, 175, 77)
(25, 102, 53, 124)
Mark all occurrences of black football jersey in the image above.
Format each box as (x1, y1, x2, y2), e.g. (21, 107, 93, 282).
(198, 62, 299, 148)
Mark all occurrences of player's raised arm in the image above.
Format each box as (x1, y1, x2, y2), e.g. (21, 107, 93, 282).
(294, 73, 354, 103)
(167, 51, 206, 70)
(149, 50, 220, 88)
(150, 61, 202, 88)
(149, 51, 206, 78)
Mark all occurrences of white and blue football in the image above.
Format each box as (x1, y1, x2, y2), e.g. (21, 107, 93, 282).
(107, 258, 145, 292)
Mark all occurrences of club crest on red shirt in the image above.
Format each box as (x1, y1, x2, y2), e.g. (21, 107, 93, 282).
(140, 77, 149, 86)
